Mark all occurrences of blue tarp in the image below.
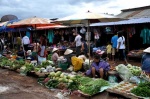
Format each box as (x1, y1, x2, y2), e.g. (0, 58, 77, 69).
(90, 18, 150, 26)
(0, 19, 21, 33)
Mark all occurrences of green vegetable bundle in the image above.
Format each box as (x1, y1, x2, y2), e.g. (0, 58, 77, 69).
(0, 57, 8, 62)
(0, 59, 12, 67)
(77, 76, 109, 95)
(131, 82, 150, 97)
(45, 79, 59, 88)
(76, 76, 92, 85)
(24, 63, 34, 73)
(37, 78, 45, 85)
(67, 81, 79, 91)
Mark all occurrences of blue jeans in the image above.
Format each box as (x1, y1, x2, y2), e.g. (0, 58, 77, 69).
(119, 49, 126, 60)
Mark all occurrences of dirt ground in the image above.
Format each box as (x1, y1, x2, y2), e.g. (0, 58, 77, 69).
(0, 60, 141, 99)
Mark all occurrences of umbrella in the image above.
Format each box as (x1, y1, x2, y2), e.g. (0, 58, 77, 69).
(8, 16, 54, 28)
(56, 11, 124, 24)
(56, 11, 125, 64)
(8, 17, 56, 60)
(36, 24, 68, 30)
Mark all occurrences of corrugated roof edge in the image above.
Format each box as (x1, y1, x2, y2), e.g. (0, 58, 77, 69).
(121, 5, 150, 12)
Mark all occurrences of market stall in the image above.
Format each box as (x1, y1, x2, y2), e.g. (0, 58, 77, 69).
(127, 49, 143, 60)
(106, 64, 150, 98)
(0, 51, 150, 98)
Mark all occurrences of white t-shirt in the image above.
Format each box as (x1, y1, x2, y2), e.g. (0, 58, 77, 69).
(94, 34, 99, 40)
(22, 36, 30, 45)
(75, 34, 82, 47)
(117, 36, 125, 49)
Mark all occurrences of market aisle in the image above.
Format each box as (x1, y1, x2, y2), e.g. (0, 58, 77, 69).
(0, 68, 120, 99)
(0, 69, 57, 99)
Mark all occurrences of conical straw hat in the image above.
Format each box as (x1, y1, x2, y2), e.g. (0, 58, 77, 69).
(52, 48, 58, 53)
(143, 47, 150, 53)
(64, 49, 73, 55)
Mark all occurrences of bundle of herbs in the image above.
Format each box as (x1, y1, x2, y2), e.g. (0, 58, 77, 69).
(131, 82, 150, 97)
(77, 76, 109, 95)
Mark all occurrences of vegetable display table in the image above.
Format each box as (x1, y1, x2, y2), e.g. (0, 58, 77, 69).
(106, 81, 143, 99)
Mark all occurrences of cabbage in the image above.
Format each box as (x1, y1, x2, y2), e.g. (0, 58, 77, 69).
(60, 73, 64, 78)
(50, 72, 55, 77)
(20, 66, 26, 70)
(56, 71, 62, 76)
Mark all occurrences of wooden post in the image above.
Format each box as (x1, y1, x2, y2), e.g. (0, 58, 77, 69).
(126, 26, 130, 60)
(127, 26, 129, 53)
(19, 29, 26, 60)
(87, 20, 91, 66)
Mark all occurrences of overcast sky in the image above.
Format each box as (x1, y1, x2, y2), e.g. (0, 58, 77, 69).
(0, 0, 150, 19)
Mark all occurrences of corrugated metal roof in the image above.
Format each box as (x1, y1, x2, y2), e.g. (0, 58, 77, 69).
(90, 18, 150, 26)
(117, 11, 135, 19)
(117, 6, 150, 19)
(131, 9, 150, 18)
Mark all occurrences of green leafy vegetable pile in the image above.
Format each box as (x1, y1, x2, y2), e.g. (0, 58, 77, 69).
(23, 63, 34, 73)
(67, 81, 79, 91)
(45, 79, 59, 89)
(131, 82, 150, 97)
(77, 76, 109, 95)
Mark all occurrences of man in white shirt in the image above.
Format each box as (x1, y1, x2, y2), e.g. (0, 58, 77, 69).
(74, 32, 82, 56)
(22, 35, 30, 51)
(117, 32, 128, 64)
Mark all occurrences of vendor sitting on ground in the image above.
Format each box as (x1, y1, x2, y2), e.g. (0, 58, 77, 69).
(63, 49, 85, 71)
(2, 46, 12, 55)
(85, 54, 110, 79)
(64, 49, 74, 68)
(141, 47, 150, 74)
(17, 47, 25, 58)
(26, 50, 34, 61)
(51, 48, 59, 64)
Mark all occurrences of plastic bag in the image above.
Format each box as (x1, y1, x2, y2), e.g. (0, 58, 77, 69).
(80, 27, 86, 34)
(129, 76, 141, 84)
(116, 64, 133, 81)
(38, 55, 46, 64)
(71, 56, 83, 71)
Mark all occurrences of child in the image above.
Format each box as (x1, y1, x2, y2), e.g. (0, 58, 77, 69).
(106, 42, 112, 61)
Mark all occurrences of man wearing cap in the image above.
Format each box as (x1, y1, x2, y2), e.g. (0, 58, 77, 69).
(74, 32, 82, 57)
(142, 47, 150, 74)
(51, 48, 59, 64)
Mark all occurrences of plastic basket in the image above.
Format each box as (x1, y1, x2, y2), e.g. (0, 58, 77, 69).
(58, 62, 68, 70)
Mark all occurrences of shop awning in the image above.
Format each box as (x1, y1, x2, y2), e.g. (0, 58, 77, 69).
(90, 17, 150, 26)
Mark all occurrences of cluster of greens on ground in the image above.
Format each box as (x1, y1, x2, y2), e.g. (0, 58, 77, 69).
(131, 82, 150, 97)
(38, 73, 109, 95)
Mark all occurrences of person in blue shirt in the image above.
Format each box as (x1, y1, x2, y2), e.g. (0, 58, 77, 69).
(111, 32, 118, 62)
(141, 47, 150, 74)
